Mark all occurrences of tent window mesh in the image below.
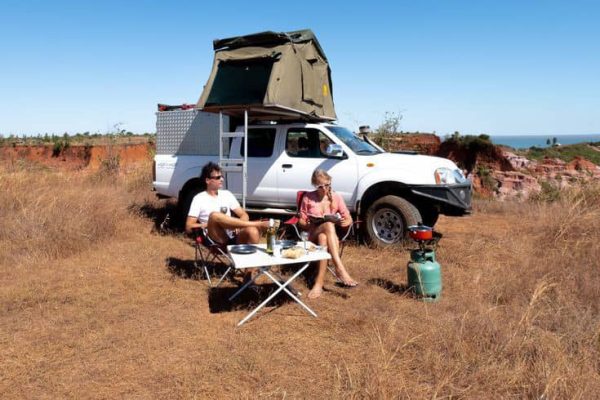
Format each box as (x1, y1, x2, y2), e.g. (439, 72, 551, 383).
(206, 59, 274, 106)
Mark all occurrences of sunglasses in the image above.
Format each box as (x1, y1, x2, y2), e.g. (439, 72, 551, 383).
(209, 175, 223, 180)
(315, 183, 331, 189)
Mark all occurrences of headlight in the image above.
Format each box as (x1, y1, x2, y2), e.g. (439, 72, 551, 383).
(434, 168, 467, 184)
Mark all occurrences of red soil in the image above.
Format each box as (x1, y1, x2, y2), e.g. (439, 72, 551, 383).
(0, 143, 154, 171)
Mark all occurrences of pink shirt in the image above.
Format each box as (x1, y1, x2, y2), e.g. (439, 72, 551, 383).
(299, 190, 350, 221)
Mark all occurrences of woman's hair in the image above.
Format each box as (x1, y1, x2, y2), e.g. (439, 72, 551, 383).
(311, 168, 331, 186)
(311, 169, 334, 205)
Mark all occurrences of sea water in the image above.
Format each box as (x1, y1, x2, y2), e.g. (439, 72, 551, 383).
(488, 134, 600, 149)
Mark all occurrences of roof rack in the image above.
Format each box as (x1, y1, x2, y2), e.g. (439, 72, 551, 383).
(201, 104, 335, 123)
(157, 103, 195, 112)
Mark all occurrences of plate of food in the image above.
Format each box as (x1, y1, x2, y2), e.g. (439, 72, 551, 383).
(229, 244, 257, 254)
(282, 246, 307, 259)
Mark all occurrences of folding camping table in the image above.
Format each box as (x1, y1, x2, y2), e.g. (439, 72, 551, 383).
(227, 243, 331, 326)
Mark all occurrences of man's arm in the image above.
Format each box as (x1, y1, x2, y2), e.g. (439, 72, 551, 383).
(231, 207, 249, 221)
(185, 216, 207, 235)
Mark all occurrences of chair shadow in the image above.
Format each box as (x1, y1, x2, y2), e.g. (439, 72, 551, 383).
(367, 278, 411, 296)
(166, 257, 234, 283)
(165, 257, 205, 280)
(208, 283, 296, 314)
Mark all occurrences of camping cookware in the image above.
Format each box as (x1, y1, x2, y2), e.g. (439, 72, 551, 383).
(408, 224, 433, 241)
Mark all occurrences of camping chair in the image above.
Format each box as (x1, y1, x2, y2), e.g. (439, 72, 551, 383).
(192, 228, 234, 287)
(278, 191, 308, 241)
(280, 191, 360, 281)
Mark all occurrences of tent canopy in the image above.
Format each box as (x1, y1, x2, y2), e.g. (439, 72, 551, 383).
(197, 29, 336, 122)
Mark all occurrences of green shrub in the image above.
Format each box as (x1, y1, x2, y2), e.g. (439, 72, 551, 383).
(530, 180, 561, 203)
(476, 165, 496, 191)
(52, 139, 70, 157)
(525, 143, 600, 165)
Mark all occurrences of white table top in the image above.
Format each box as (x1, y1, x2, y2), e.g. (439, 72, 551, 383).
(228, 243, 331, 269)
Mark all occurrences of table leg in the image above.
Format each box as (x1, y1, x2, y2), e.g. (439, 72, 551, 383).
(269, 270, 302, 297)
(263, 269, 316, 317)
(237, 262, 316, 327)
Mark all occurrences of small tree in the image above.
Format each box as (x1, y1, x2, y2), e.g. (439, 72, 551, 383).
(376, 111, 403, 135)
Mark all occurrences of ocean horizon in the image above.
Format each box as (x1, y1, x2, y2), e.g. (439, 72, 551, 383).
(438, 133, 600, 149)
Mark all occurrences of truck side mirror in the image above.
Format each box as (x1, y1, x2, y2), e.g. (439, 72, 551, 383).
(325, 143, 345, 159)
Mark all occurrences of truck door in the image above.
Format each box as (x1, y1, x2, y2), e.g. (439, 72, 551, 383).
(227, 127, 280, 207)
(277, 127, 358, 209)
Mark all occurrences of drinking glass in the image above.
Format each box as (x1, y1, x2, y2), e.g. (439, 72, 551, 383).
(300, 231, 309, 250)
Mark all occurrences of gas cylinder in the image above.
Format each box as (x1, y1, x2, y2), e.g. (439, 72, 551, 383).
(407, 249, 442, 302)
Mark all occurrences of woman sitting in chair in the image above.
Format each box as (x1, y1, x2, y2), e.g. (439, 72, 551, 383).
(299, 169, 358, 299)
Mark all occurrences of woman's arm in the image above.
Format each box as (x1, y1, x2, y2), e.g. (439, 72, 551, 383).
(333, 192, 352, 227)
(298, 192, 314, 231)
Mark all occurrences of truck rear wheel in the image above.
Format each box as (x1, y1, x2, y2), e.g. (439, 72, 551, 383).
(364, 195, 422, 247)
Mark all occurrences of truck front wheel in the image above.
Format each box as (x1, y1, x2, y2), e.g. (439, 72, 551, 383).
(364, 195, 422, 246)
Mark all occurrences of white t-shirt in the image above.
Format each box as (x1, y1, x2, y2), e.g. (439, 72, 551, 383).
(188, 190, 241, 224)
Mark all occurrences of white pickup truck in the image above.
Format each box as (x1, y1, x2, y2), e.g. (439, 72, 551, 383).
(153, 109, 471, 246)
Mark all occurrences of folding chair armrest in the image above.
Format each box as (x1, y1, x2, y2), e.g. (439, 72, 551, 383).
(190, 227, 203, 237)
(340, 220, 361, 242)
(190, 227, 209, 245)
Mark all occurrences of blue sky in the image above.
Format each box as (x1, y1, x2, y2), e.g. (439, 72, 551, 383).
(1, 0, 599, 136)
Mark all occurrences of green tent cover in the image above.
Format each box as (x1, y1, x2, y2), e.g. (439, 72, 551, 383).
(197, 29, 336, 122)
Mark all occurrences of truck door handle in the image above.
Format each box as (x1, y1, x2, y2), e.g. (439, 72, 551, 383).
(282, 164, 293, 168)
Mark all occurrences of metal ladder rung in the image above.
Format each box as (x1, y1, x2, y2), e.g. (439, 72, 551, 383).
(221, 165, 243, 173)
(219, 158, 245, 164)
(221, 132, 244, 138)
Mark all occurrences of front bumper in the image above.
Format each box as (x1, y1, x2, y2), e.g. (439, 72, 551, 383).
(409, 181, 472, 215)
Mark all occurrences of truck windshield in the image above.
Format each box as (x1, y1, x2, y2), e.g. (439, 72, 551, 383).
(327, 126, 382, 155)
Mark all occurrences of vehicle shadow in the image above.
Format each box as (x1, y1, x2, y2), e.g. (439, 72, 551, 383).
(131, 200, 182, 235)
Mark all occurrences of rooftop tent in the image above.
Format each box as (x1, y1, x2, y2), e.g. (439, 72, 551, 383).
(197, 29, 336, 122)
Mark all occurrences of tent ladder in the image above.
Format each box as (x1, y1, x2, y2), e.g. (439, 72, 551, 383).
(218, 110, 248, 208)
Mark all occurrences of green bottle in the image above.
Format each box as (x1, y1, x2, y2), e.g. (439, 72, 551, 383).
(266, 218, 275, 255)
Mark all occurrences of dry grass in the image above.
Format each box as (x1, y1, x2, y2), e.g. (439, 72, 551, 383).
(1, 162, 599, 399)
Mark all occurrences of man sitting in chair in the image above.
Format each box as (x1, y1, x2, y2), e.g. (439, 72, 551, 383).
(185, 162, 269, 246)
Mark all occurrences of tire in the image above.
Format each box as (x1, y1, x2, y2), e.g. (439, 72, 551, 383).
(175, 187, 202, 231)
(364, 195, 422, 247)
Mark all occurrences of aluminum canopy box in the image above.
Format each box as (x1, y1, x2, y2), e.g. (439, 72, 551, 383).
(197, 29, 336, 122)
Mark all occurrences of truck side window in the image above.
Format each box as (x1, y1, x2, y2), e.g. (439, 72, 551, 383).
(286, 128, 332, 158)
(241, 128, 277, 157)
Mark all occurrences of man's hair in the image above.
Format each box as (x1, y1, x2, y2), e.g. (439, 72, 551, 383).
(199, 162, 221, 191)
